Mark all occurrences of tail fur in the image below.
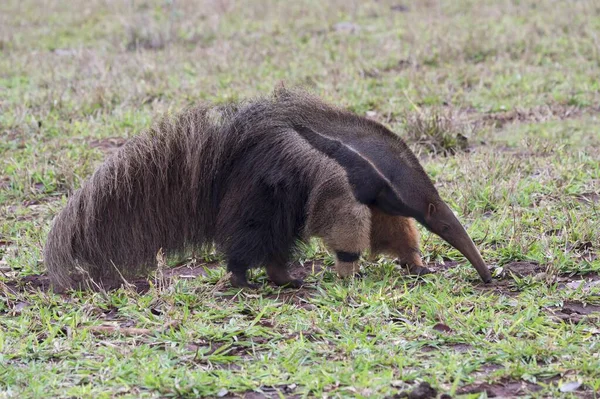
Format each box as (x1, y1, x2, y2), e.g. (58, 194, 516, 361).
(45, 104, 226, 290)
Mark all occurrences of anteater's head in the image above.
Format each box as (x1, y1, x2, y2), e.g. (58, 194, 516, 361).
(292, 121, 492, 284)
(374, 163, 492, 283)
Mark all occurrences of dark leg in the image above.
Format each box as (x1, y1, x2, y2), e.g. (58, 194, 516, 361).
(217, 177, 304, 290)
(227, 259, 259, 289)
(265, 263, 303, 288)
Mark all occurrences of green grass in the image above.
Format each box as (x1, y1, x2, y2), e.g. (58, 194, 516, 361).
(1, 0, 599, 398)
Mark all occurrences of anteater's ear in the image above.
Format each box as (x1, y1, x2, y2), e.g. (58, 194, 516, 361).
(428, 203, 437, 218)
(273, 81, 289, 98)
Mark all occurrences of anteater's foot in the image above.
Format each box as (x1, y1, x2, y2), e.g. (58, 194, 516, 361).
(406, 264, 432, 276)
(353, 271, 365, 279)
(278, 278, 304, 289)
(266, 264, 304, 288)
(230, 272, 259, 289)
(335, 260, 361, 278)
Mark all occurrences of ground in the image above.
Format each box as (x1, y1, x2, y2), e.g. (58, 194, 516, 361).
(0, 0, 599, 398)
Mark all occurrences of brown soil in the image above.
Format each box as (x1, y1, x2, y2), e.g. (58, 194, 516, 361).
(473, 281, 520, 297)
(476, 103, 600, 129)
(89, 137, 127, 154)
(575, 192, 600, 204)
(130, 260, 221, 293)
(546, 300, 600, 324)
(425, 260, 462, 273)
(457, 377, 596, 398)
(3, 274, 51, 294)
(457, 378, 543, 397)
(222, 386, 301, 399)
(386, 381, 438, 399)
(0, 176, 9, 190)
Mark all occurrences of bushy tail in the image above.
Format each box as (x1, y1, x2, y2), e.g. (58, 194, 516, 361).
(44, 105, 222, 291)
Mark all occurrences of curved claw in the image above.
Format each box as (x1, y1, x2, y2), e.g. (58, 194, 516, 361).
(353, 271, 365, 279)
(279, 278, 304, 289)
(406, 264, 433, 276)
(230, 274, 259, 290)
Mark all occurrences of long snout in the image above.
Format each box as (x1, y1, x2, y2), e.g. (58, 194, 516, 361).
(435, 212, 492, 283)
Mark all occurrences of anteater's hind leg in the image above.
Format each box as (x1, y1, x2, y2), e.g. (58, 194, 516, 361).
(259, 250, 303, 288)
(265, 261, 304, 288)
(219, 180, 306, 289)
(226, 255, 259, 289)
(221, 224, 267, 289)
(369, 207, 431, 276)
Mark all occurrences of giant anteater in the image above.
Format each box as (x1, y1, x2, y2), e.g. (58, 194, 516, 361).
(45, 88, 492, 291)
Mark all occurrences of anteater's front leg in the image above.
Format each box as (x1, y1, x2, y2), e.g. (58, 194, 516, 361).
(369, 206, 431, 276)
(326, 203, 371, 277)
(306, 183, 371, 278)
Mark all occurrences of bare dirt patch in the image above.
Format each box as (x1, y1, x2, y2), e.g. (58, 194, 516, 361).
(3, 274, 51, 294)
(478, 104, 597, 129)
(575, 192, 600, 204)
(457, 378, 543, 397)
(89, 137, 127, 155)
(286, 260, 325, 281)
(546, 300, 600, 324)
(222, 387, 301, 399)
(560, 301, 600, 316)
(385, 381, 438, 399)
(479, 261, 544, 295)
(0, 176, 10, 190)
(474, 279, 519, 296)
(131, 260, 221, 293)
(457, 377, 596, 398)
(475, 261, 600, 299)
(500, 261, 546, 277)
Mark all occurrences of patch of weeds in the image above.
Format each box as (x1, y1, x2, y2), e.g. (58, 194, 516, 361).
(124, 15, 171, 51)
(402, 108, 472, 156)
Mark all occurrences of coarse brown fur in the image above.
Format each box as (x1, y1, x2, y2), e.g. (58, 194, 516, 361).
(369, 207, 429, 275)
(45, 87, 490, 292)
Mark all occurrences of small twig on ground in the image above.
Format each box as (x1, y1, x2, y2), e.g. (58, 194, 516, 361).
(212, 271, 232, 293)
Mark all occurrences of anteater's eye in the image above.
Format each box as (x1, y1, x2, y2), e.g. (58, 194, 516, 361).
(441, 224, 450, 233)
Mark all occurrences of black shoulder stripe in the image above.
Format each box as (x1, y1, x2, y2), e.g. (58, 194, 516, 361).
(292, 123, 343, 158)
(292, 124, 389, 204)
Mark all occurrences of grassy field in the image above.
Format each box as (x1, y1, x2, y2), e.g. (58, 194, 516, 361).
(1, 0, 599, 398)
